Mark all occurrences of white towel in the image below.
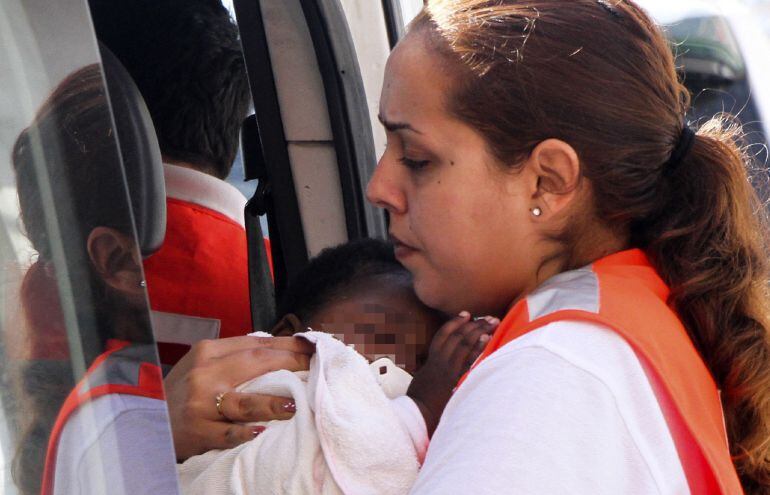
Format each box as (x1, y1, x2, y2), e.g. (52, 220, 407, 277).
(177, 331, 421, 495)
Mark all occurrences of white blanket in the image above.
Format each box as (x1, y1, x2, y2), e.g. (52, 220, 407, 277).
(177, 331, 421, 495)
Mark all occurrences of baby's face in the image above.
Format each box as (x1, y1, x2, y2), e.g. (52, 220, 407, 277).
(305, 283, 442, 374)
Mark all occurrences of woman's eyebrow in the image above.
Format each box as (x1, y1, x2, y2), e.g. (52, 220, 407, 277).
(377, 112, 423, 134)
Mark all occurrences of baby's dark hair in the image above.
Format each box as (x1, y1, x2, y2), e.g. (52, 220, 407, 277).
(276, 238, 410, 326)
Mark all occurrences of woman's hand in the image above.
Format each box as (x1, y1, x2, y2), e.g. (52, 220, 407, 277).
(407, 313, 498, 436)
(164, 335, 315, 461)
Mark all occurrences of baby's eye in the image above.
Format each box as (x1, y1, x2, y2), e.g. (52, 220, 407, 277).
(374, 333, 396, 345)
(353, 323, 377, 335)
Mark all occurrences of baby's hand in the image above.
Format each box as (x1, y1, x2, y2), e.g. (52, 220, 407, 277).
(407, 312, 498, 436)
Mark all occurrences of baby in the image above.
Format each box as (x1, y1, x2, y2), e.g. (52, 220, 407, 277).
(178, 239, 496, 495)
(273, 237, 444, 373)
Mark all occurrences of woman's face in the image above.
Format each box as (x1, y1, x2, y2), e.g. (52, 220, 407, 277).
(367, 34, 544, 317)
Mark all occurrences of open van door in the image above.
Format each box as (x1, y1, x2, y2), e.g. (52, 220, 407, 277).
(232, 0, 394, 327)
(0, 0, 178, 492)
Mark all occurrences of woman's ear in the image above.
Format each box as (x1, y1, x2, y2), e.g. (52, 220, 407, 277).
(86, 227, 144, 297)
(526, 139, 582, 217)
(270, 313, 305, 336)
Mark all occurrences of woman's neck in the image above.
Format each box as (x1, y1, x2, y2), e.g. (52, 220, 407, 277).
(497, 223, 629, 318)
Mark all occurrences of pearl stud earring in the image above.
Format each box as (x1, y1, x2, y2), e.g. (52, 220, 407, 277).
(531, 207, 542, 217)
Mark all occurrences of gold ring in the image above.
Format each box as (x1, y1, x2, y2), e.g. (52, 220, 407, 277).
(215, 391, 227, 417)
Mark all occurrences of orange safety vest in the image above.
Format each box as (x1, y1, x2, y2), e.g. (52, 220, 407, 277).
(41, 340, 165, 495)
(466, 249, 743, 494)
(144, 197, 273, 365)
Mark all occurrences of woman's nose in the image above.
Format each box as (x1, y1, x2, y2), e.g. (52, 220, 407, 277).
(366, 156, 406, 215)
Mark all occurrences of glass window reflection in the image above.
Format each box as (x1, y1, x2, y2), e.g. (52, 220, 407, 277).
(0, 1, 179, 494)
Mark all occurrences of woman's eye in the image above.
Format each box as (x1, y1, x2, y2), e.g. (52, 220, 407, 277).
(399, 156, 430, 170)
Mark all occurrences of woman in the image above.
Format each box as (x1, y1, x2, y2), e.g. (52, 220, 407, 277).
(369, 1, 770, 492)
(168, 1, 770, 493)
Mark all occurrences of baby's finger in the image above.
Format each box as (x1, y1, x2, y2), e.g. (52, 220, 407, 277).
(447, 320, 496, 366)
(431, 311, 472, 350)
(481, 316, 501, 330)
(446, 318, 492, 347)
(467, 333, 491, 367)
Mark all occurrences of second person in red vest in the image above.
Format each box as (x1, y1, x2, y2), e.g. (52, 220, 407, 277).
(90, 0, 263, 366)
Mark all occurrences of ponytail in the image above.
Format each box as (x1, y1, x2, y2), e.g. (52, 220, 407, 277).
(637, 118, 770, 492)
(12, 260, 72, 495)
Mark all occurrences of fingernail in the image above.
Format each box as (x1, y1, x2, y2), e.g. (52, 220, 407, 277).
(252, 426, 266, 437)
(484, 316, 500, 326)
(283, 400, 296, 413)
(480, 334, 491, 343)
(458, 311, 471, 319)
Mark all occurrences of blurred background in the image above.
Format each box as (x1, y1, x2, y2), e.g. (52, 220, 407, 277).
(743, 0, 770, 36)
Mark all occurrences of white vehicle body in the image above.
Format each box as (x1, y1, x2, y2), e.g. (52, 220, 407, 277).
(637, 0, 770, 146)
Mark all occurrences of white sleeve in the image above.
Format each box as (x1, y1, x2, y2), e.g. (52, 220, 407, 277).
(55, 394, 179, 495)
(390, 395, 429, 463)
(409, 321, 688, 495)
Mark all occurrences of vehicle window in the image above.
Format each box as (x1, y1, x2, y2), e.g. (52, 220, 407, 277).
(228, 143, 270, 237)
(0, 1, 178, 494)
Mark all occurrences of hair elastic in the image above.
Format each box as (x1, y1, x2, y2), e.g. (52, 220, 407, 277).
(664, 126, 696, 174)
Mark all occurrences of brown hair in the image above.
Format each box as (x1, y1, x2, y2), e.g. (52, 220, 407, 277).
(413, 0, 770, 491)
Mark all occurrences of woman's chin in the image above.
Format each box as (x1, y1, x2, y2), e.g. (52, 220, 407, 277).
(413, 278, 463, 315)
(414, 277, 502, 317)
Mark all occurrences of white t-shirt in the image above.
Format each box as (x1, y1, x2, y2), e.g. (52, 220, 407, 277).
(53, 394, 179, 495)
(409, 320, 690, 494)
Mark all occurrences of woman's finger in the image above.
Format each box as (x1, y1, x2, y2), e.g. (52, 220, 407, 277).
(187, 335, 315, 362)
(211, 348, 311, 388)
(205, 421, 269, 451)
(265, 336, 317, 355)
(218, 392, 296, 423)
(165, 346, 310, 460)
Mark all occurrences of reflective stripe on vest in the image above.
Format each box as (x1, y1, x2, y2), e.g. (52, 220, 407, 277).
(464, 249, 743, 494)
(41, 340, 165, 495)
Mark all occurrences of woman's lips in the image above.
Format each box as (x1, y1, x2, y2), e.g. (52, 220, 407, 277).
(390, 234, 418, 259)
